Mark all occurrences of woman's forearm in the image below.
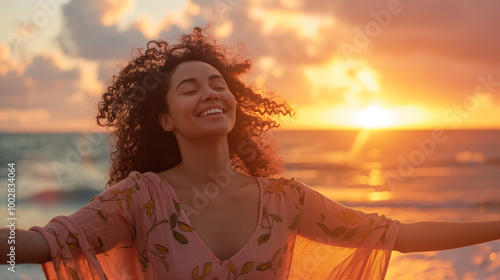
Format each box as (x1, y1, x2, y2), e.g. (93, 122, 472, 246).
(394, 220, 500, 253)
(0, 228, 51, 264)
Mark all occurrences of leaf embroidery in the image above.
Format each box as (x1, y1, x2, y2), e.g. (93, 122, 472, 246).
(66, 232, 80, 252)
(155, 244, 169, 254)
(173, 230, 189, 244)
(143, 200, 155, 219)
(192, 266, 199, 279)
(82, 207, 107, 222)
(225, 260, 254, 279)
(257, 233, 271, 245)
(316, 222, 330, 235)
(99, 184, 139, 211)
(256, 247, 284, 276)
(170, 213, 179, 229)
(259, 207, 283, 245)
(263, 179, 284, 196)
(337, 209, 360, 225)
(241, 262, 254, 274)
(269, 214, 283, 222)
(150, 244, 170, 272)
(227, 260, 237, 275)
(316, 213, 358, 242)
(380, 231, 387, 245)
(342, 228, 358, 241)
(257, 261, 272, 271)
(330, 226, 347, 237)
(288, 214, 300, 230)
(178, 222, 194, 232)
(173, 200, 182, 213)
(203, 262, 211, 275)
(68, 268, 80, 280)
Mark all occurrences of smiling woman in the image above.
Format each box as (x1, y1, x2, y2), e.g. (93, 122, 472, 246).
(2, 26, 500, 280)
(94, 28, 294, 187)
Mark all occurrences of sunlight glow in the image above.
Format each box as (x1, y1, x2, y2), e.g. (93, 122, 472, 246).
(248, 8, 335, 39)
(353, 105, 395, 128)
(369, 191, 392, 202)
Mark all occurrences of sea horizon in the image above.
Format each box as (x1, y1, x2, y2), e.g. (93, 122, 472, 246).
(1, 129, 500, 279)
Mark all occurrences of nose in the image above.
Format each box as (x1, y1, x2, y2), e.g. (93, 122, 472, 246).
(201, 87, 220, 102)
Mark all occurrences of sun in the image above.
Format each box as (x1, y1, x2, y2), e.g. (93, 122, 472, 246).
(353, 105, 395, 128)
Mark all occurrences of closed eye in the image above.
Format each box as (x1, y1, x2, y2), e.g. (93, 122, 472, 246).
(182, 87, 198, 95)
(211, 82, 227, 91)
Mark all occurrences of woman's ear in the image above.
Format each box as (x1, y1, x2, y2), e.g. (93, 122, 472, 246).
(158, 113, 174, 131)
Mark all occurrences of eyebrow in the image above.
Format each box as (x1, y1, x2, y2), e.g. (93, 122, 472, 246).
(175, 75, 224, 91)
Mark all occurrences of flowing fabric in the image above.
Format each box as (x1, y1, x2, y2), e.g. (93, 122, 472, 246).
(31, 171, 400, 279)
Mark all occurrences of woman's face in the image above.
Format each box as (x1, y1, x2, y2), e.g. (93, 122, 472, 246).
(159, 61, 236, 140)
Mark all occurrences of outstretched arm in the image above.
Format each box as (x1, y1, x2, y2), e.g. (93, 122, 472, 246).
(394, 220, 500, 253)
(0, 228, 51, 264)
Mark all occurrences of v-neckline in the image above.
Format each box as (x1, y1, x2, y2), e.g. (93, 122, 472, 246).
(149, 172, 264, 264)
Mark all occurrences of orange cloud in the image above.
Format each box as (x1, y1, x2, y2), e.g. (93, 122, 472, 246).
(95, 0, 135, 27)
(248, 7, 335, 41)
(132, 0, 200, 38)
(0, 109, 50, 126)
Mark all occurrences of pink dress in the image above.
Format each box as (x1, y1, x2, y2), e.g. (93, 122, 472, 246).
(30, 171, 400, 279)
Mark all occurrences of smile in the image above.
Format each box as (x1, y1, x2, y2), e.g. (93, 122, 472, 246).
(198, 108, 224, 117)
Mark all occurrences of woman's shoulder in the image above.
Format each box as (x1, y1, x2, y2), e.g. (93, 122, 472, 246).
(102, 171, 164, 197)
(108, 171, 162, 186)
(92, 171, 171, 212)
(259, 176, 307, 186)
(258, 176, 308, 197)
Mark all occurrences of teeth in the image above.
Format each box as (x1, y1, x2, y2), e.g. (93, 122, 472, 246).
(200, 108, 223, 117)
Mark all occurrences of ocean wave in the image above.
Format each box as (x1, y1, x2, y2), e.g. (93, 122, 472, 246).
(18, 188, 101, 204)
(284, 155, 500, 171)
(346, 199, 500, 210)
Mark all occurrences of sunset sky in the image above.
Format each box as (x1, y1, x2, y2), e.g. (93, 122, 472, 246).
(1, 0, 499, 132)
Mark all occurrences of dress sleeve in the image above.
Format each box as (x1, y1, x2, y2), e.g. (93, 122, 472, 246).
(29, 173, 145, 280)
(288, 179, 401, 280)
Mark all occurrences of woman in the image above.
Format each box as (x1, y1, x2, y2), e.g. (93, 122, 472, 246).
(2, 27, 500, 280)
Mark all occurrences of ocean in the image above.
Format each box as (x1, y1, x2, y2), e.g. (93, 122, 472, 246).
(1, 130, 500, 279)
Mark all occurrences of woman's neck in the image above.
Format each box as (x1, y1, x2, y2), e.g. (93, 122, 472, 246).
(174, 135, 234, 184)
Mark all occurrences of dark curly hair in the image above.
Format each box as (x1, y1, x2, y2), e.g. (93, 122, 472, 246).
(96, 27, 294, 188)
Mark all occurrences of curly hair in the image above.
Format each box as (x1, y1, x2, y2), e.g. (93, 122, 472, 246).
(96, 27, 294, 188)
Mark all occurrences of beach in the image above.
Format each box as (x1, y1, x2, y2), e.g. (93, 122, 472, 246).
(1, 130, 499, 279)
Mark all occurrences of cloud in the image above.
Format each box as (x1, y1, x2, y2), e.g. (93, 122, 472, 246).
(57, 0, 204, 61)
(25, 56, 79, 81)
(217, 0, 500, 110)
(0, 108, 99, 132)
(95, 0, 135, 27)
(332, 0, 500, 64)
(57, 0, 146, 60)
(0, 53, 93, 128)
(0, 44, 20, 75)
(0, 108, 50, 125)
(0, 70, 30, 108)
(2, 0, 499, 131)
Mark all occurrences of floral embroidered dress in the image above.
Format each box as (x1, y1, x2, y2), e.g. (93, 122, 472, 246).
(30, 171, 401, 279)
